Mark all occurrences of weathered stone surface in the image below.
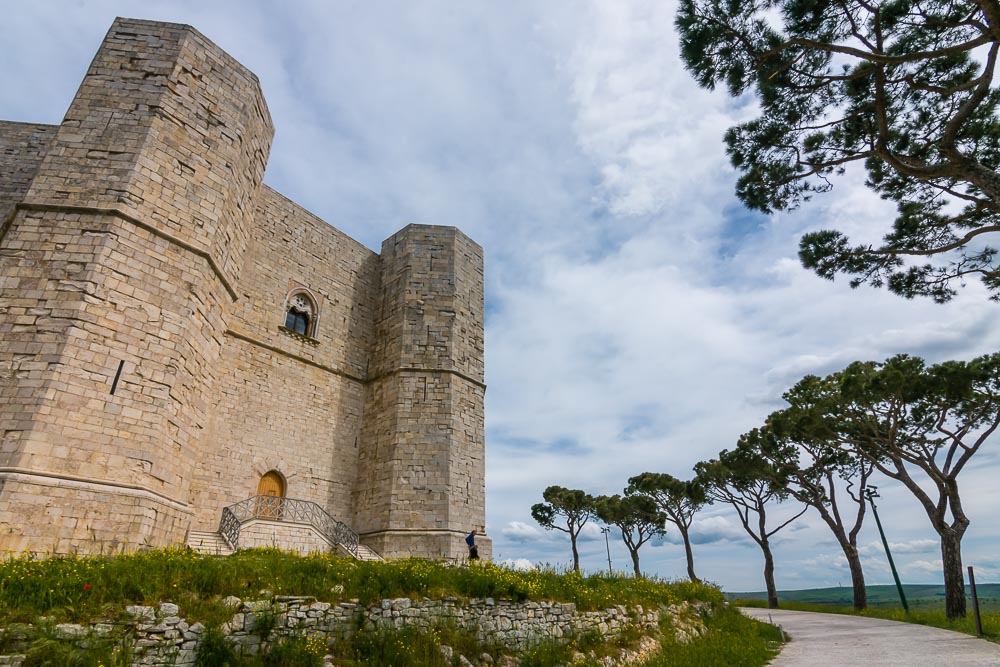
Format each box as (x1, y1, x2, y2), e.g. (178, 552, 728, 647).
(158, 603, 179, 617)
(356, 226, 490, 560)
(0, 17, 489, 562)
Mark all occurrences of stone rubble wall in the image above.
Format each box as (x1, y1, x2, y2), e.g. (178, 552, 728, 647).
(0, 597, 706, 667)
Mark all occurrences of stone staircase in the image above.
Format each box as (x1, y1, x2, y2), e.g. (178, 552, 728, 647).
(355, 544, 383, 562)
(187, 530, 234, 556)
(216, 495, 385, 562)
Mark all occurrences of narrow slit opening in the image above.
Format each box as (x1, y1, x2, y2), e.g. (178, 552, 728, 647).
(110, 359, 125, 395)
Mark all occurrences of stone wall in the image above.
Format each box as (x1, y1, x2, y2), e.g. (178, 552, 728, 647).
(0, 18, 273, 554)
(230, 187, 379, 380)
(187, 186, 379, 529)
(357, 226, 490, 560)
(22, 19, 273, 287)
(0, 597, 707, 666)
(237, 520, 331, 554)
(0, 17, 491, 560)
(0, 121, 55, 227)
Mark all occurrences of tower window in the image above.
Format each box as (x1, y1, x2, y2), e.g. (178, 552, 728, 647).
(283, 291, 317, 338)
(285, 308, 310, 335)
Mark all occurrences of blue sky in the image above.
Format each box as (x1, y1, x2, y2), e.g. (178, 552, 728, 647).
(4, 1, 1000, 591)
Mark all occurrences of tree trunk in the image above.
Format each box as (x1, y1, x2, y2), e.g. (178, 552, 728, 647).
(844, 544, 867, 611)
(941, 530, 967, 620)
(762, 540, 778, 609)
(571, 536, 580, 574)
(630, 548, 641, 577)
(680, 526, 699, 582)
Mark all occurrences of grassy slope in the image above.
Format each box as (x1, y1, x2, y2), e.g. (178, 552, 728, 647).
(645, 606, 784, 667)
(0, 548, 784, 666)
(0, 547, 720, 625)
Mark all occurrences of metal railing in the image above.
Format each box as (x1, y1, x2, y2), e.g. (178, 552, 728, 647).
(218, 495, 359, 558)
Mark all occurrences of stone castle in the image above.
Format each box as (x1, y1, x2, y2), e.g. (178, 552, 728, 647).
(0, 18, 490, 561)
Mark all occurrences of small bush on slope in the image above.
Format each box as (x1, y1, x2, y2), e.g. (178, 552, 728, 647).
(649, 605, 784, 666)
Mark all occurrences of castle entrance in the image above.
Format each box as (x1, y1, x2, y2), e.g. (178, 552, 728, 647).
(254, 471, 285, 519)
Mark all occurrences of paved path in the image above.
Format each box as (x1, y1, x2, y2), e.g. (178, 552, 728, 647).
(741, 607, 1000, 666)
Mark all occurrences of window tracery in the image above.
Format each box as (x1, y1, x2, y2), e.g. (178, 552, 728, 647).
(282, 290, 318, 338)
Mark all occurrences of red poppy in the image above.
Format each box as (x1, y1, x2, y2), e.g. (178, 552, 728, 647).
(83, 584, 91, 591)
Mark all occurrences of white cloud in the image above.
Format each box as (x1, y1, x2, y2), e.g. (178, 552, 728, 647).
(967, 562, 1000, 580)
(501, 521, 550, 544)
(905, 559, 945, 577)
(578, 522, 608, 542)
(654, 515, 751, 546)
(568, 2, 746, 222)
(861, 539, 939, 557)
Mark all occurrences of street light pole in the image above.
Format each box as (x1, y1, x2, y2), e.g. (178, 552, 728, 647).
(600, 526, 613, 576)
(865, 486, 909, 613)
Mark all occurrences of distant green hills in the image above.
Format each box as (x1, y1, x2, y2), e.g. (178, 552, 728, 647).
(728, 584, 1000, 611)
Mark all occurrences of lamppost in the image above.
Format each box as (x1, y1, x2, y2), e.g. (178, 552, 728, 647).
(865, 485, 909, 613)
(600, 526, 613, 576)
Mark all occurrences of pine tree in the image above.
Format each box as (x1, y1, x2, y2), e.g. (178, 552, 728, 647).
(677, 0, 1000, 301)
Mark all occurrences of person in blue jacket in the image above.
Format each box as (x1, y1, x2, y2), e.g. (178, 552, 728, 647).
(466, 531, 479, 560)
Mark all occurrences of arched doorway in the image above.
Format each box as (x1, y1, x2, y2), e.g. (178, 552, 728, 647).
(255, 471, 285, 519)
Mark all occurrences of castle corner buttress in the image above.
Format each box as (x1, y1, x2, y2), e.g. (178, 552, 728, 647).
(0, 18, 490, 561)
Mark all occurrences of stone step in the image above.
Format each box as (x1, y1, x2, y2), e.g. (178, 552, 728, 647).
(187, 530, 235, 556)
(356, 544, 383, 562)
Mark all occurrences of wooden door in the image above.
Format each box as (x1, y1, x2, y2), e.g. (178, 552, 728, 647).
(255, 471, 285, 518)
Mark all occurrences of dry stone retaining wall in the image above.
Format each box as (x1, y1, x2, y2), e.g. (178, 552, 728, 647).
(0, 597, 707, 666)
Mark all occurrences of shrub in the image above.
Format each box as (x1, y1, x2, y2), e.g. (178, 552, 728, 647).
(194, 626, 238, 667)
(22, 623, 132, 667)
(337, 626, 450, 666)
(262, 634, 325, 667)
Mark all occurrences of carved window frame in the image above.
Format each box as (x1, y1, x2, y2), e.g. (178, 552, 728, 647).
(280, 287, 320, 342)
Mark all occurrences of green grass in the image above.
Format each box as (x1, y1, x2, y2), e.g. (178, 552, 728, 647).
(734, 598, 1000, 642)
(0, 548, 785, 665)
(0, 547, 722, 625)
(647, 604, 784, 666)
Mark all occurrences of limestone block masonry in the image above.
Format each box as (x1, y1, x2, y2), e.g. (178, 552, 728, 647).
(0, 18, 490, 560)
(237, 520, 331, 555)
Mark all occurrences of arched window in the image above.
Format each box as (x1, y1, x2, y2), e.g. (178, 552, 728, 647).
(283, 290, 317, 337)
